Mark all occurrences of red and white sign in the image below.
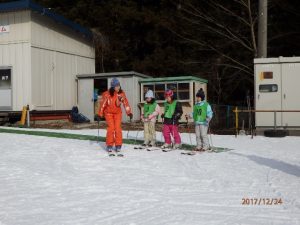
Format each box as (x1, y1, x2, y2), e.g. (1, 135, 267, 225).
(0, 25, 10, 34)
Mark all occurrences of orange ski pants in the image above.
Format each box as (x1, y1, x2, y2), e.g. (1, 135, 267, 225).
(105, 113, 123, 147)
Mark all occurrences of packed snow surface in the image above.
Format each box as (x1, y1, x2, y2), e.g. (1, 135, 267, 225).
(0, 128, 300, 225)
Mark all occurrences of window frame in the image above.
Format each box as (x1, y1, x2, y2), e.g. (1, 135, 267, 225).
(141, 81, 191, 103)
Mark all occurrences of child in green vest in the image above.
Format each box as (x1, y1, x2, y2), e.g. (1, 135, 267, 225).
(161, 89, 183, 149)
(187, 88, 213, 151)
(141, 90, 161, 147)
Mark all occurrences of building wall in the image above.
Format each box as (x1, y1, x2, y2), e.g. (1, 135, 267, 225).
(30, 12, 95, 110)
(0, 11, 31, 111)
(107, 76, 141, 122)
(254, 57, 300, 128)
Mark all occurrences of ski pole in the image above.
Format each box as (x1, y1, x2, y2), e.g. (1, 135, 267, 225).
(97, 116, 100, 143)
(208, 124, 214, 151)
(134, 118, 143, 146)
(172, 116, 175, 148)
(186, 115, 193, 146)
(126, 117, 132, 140)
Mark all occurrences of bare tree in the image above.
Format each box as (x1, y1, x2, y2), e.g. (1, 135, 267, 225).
(92, 29, 110, 73)
(164, 0, 259, 103)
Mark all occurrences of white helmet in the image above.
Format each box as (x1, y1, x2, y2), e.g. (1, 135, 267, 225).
(145, 90, 154, 98)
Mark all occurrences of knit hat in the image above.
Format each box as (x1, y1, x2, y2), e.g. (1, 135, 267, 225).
(196, 88, 205, 100)
(145, 90, 154, 98)
(111, 78, 120, 88)
(164, 89, 174, 98)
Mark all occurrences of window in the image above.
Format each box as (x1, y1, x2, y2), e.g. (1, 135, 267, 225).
(154, 83, 165, 100)
(142, 82, 191, 101)
(259, 84, 278, 93)
(261, 71, 273, 79)
(0, 69, 11, 89)
(143, 84, 154, 98)
(178, 83, 190, 100)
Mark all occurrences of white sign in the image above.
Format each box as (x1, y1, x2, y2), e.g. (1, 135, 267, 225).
(0, 25, 9, 34)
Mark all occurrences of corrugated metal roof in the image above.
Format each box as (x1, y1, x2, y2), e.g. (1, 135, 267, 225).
(76, 71, 152, 79)
(139, 76, 208, 83)
(0, 0, 92, 39)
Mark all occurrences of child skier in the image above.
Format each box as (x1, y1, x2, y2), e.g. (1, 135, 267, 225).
(98, 78, 133, 154)
(161, 89, 183, 149)
(187, 88, 213, 151)
(141, 90, 161, 147)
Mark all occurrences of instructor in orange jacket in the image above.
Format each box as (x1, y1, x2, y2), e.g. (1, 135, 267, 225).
(98, 78, 133, 153)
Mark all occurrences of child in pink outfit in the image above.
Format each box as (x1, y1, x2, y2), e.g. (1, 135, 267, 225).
(161, 89, 183, 149)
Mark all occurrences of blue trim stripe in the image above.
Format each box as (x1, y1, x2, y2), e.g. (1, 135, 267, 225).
(0, 0, 92, 39)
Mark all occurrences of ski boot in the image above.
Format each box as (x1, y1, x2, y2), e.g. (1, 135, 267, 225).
(107, 146, 115, 156)
(115, 145, 124, 157)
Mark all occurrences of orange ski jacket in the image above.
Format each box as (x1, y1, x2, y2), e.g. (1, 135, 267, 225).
(98, 90, 132, 117)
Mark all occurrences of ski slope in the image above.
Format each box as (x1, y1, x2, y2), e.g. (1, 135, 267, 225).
(0, 129, 300, 225)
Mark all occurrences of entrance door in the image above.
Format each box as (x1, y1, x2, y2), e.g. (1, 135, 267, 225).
(255, 63, 282, 127)
(78, 78, 94, 122)
(0, 68, 12, 110)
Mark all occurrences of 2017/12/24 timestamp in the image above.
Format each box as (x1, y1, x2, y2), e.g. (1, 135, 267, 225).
(242, 198, 283, 205)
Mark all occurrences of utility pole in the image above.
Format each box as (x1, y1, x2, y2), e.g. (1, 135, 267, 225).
(258, 0, 268, 58)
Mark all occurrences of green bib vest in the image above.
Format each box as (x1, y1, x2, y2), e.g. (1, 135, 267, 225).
(193, 102, 208, 122)
(144, 102, 157, 118)
(164, 100, 177, 118)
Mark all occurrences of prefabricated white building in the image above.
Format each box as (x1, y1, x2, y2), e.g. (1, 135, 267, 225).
(254, 57, 300, 131)
(0, 0, 95, 112)
(76, 71, 151, 122)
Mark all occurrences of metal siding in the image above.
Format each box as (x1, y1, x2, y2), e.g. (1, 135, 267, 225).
(31, 13, 94, 59)
(0, 11, 30, 43)
(31, 47, 54, 110)
(0, 11, 31, 111)
(0, 43, 31, 111)
(133, 76, 141, 121)
(30, 11, 95, 111)
(31, 49, 94, 110)
(282, 62, 300, 126)
(78, 78, 94, 121)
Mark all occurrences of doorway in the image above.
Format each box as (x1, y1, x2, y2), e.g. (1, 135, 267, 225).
(94, 78, 108, 117)
(0, 67, 12, 110)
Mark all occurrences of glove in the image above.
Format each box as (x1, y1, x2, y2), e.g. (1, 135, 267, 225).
(128, 113, 133, 120)
(174, 113, 181, 120)
(206, 118, 211, 125)
(95, 115, 100, 121)
(97, 114, 105, 121)
(118, 95, 124, 103)
(161, 114, 164, 119)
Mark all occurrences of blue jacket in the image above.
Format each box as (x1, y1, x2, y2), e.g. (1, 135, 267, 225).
(190, 101, 213, 125)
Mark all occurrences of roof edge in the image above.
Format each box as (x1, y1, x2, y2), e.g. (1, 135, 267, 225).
(139, 76, 208, 83)
(0, 0, 92, 39)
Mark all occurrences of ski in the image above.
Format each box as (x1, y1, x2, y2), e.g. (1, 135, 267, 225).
(108, 152, 115, 157)
(146, 147, 161, 151)
(162, 148, 173, 152)
(181, 151, 197, 155)
(116, 152, 124, 157)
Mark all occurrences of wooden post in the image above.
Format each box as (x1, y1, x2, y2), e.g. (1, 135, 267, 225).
(20, 106, 27, 126)
(235, 106, 238, 137)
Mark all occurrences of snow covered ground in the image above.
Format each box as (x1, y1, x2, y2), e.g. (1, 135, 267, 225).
(0, 128, 300, 225)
